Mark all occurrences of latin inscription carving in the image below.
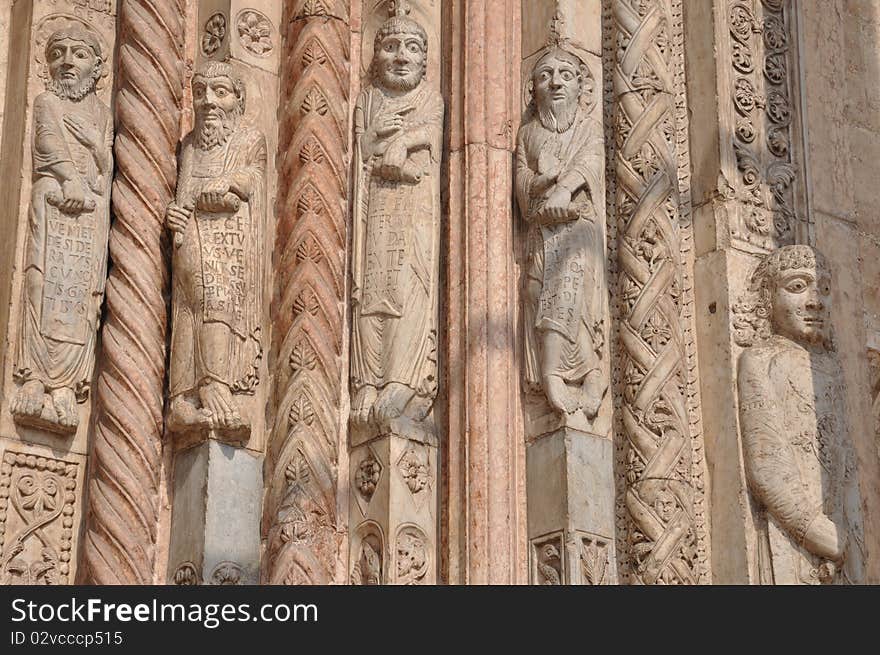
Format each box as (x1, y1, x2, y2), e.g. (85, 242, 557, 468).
(349, 2, 444, 442)
(166, 62, 267, 439)
(11, 24, 113, 435)
(516, 39, 607, 428)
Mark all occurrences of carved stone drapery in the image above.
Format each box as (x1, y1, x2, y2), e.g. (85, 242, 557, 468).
(611, 0, 708, 584)
(82, 0, 184, 585)
(262, 0, 350, 585)
(734, 245, 865, 584)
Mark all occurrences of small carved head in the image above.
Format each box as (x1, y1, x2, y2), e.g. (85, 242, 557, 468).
(192, 62, 246, 148)
(396, 530, 428, 583)
(370, 12, 428, 91)
(45, 27, 104, 100)
(653, 488, 678, 523)
(734, 245, 833, 350)
(528, 47, 592, 132)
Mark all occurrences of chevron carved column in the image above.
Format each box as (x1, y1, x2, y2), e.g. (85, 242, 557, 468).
(262, 0, 350, 585)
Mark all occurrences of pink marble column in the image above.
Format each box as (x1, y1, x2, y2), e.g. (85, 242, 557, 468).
(443, 0, 527, 585)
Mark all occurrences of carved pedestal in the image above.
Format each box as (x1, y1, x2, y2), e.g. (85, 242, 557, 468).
(167, 439, 262, 585)
(527, 429, 615, 584)
(349, 432, 436, 585)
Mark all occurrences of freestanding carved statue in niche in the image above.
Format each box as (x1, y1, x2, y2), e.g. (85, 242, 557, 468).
(516, 46, 606, 424)
(349, 6, 443, 439)
(11, 26, 113, 434)
(735, 245, 865, 584)
(166, 61, 267, 436)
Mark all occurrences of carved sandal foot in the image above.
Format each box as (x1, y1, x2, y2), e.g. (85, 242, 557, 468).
(11, 380, 46, 419)
(199, 381, 240, 430)
(51, 387, 79, 429)
(544, 374, 578, 415)
(351, 385, 378, 426)
(168, 395, 212, 430)
(374, 382, 415, 425)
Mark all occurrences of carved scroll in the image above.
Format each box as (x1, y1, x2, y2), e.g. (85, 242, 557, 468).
(611, 0, 707, 584)
(262, 0, 350, 585)
(82, 0, 184, 584)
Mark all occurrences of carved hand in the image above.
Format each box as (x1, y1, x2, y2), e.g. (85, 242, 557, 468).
(542, 185, 574, 222)
(531, 172, 558, 197)
(166, 203, 193, 237)
(803, 513, 847, 562)
(375, 112, 406, 138)
(382, 138, 408, 170)
(59, 179, 88, 215)
(63, 116, 101, 152)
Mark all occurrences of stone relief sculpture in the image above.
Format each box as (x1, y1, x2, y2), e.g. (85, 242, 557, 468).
(734, 245, 865, 584)
(11, 26, 112, 435)
(349, 3, 444, 440)
(516, 44, 607, 426)
(165, 61, 267, 437)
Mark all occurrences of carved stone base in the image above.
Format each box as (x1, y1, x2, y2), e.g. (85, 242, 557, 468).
(11, 405, 77, 436)
(524, 392, 611, 443)
(349, 433, 437, 585)
(527, 428, 616, 584)
(167, 440, 262, 585)
(350, 414, 437, 449)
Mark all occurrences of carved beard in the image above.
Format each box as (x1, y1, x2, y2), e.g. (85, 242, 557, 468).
(48, 66, 100, 102)
(194, 106, 242, 151)
(537, 98, 579, 134)
(380, 68, 423, 93)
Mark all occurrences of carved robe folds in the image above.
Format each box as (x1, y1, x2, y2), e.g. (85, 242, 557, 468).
(351, 83, 444, 434)
(738, 337, 864, 584)
(14, 84, 113, 433)
(169, 125, 267, 434)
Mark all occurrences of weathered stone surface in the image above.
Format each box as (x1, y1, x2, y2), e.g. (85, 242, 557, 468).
(735, 245, 865, 583)
(165, 61, 267, 444)
(167, 439, 262, 585)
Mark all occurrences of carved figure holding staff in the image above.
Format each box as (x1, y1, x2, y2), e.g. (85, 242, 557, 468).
(350, 4, 444, 436)
(166, 62, 266, 435)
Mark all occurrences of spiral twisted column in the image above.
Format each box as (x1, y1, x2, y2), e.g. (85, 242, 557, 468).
(612, 0, 703, 584)
(83, 0, 184, 585)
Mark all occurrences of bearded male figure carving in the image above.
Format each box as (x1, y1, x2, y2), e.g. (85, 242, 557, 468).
(349, 8, 443, 436)
(166, 62, 266, 434)
(516, 47, 607, 422)
(735, 245, 865, 584)
(11, 27, 113, 433)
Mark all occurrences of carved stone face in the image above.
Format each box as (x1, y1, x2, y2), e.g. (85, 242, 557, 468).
(769, 264, 831, 347)
(654, 490, 677, 522)
(192, 74, 242, 149)
(375, 32, 425, 92)
(532, 50, 581, 132)
(46, 37, 99, 100)
(193, 75, 240, 128)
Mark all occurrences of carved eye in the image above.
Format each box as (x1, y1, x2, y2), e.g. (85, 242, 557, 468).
(561, 71, 574, 81)
(215, 88, 228, 97)
(407, 42, 420, 54)
(785, 279, 807, 293)
(384, 42, 396, 52)
(74, 49, 88, 60)
(49, 48, 63, 61)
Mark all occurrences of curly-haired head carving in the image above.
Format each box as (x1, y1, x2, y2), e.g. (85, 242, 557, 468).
(733, 245, 832, 349)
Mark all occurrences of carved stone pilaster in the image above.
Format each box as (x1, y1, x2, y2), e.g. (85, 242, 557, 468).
(348, 0, 442, 585)
(262, 0, 350, 585)
(611, 0, 709, 584)
(518, 1, 616, 585)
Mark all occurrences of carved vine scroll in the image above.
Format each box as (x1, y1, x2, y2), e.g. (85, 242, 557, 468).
(82, 0, 185, 585)
(262, 0, 350, 585)
(611, 0, 707, 584)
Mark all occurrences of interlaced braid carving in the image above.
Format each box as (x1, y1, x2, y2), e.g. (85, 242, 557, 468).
(611, 0, 704, 584)
(83, 0, 185, 584)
